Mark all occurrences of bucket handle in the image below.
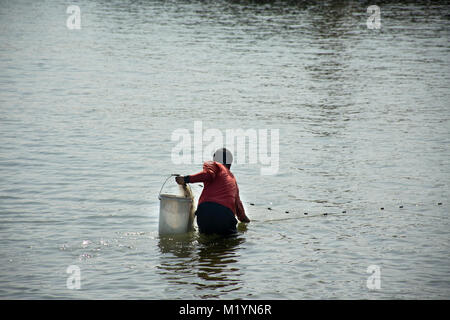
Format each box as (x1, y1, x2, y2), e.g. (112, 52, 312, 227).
(159, 174, 193, 201)
(158, 174, 180, 200)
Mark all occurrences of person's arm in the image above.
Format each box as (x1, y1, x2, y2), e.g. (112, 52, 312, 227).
(235, 185, 250, 223)
(175, 161, 218, 185)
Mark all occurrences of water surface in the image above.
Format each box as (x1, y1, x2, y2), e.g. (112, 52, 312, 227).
(0, 0, 449, 299)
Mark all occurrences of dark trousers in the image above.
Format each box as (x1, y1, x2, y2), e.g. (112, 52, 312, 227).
(195, 202, 237, 235)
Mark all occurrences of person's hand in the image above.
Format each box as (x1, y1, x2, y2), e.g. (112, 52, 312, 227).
(175, 176, 185, 185)
(241, 215, 250, 223)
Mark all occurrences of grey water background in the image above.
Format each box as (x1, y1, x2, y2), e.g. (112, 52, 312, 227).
(0, 0, 449, 299)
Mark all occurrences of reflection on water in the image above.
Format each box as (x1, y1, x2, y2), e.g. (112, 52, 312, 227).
(157, 231, 246, 298)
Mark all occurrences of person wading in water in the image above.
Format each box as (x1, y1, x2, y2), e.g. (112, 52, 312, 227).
(175, 148, 250, 235)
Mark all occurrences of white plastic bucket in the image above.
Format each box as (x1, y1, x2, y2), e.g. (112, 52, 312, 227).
(158, 175, 195, 235)
(158, 194, 194, 235)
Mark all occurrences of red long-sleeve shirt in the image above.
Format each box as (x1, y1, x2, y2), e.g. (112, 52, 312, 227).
(188, 161, 249, 222)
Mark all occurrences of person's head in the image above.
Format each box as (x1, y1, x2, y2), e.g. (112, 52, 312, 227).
(213, 148, 233, 169)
